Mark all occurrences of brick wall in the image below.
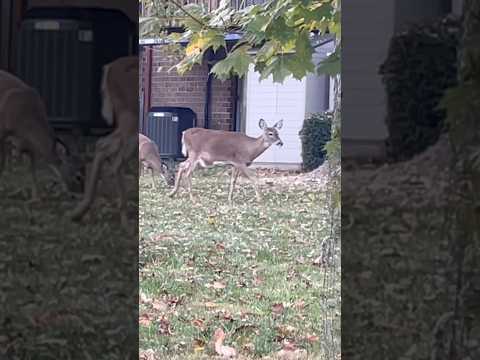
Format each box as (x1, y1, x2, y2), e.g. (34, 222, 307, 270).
(144, 45, 235, 130)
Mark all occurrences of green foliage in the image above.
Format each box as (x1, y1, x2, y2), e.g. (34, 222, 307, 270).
(299, 112, 333, 171)
(379, 15, 461, 162)
(140, 0, 341, 83)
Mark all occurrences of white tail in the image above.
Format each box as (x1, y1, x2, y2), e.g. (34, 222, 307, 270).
(0, 70, 84, 198)
(169, 119, 284, 203)
(181, 131, 188, 157)
(100, 63, 114, 126)
(69, 56, 138, 229)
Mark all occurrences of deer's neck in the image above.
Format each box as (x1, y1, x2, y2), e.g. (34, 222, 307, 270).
(249, 136, 271, 161)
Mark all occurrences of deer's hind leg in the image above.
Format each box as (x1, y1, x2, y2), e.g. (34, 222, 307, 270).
(168, 159, 190, 198)
(228, 167, 240, 204)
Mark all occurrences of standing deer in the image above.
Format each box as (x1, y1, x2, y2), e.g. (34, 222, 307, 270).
(68, 56, 138, 228)
(0, 70, 84, 199)
(168, 119, 283, 203)
(139, 133, 173, 187)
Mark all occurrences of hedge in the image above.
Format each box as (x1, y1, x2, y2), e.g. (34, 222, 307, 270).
(379, 15, 461, 162)
(299, 112, 332, 171)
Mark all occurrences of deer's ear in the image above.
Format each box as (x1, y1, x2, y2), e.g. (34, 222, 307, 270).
(55, 141, 68, 159)
(258, 119, 267, 129)
(274, 119, 283, 129)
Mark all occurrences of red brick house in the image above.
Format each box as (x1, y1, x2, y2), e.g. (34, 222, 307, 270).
(140, 41, 239, 132)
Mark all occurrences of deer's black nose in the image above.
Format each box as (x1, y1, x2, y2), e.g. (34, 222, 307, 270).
(277, 140, 284, 147)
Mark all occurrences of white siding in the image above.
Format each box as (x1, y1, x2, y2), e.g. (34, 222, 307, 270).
(245, 65, 306, 165)
(342, 0, 394, 141)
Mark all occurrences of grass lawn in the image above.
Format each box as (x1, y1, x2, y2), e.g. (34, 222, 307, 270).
(0, 159, 138, 358)
(140, 167, 340, 359)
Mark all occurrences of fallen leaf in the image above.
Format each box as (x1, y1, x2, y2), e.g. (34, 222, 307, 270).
(151, 299, 168, 312)
(312, 256, 323, 267)
(213, 328, 237, 358)
(140, 292, 151, 304)
(192, 319, 205, 330)
(277, 324, 296, 338)
(213, 281, 226, 289)
(272, 303, 285, 315)
(139, 314, 152, 327)
(158, 317, 173, 336)
(205, 302, 219, 308)
(282, 339, 297, 351)
(293, 300, 306, 310)
(304, 334, 319, 343)
(193, 338, 206, 353)
(277, 348, 308, 360)
(253, 276, 264, 286)
(139, 349, 156, 360)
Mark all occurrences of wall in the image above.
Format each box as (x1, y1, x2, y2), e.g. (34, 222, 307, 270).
(342, 0, 394, 144)
(145, 45, 234, 130)
(394, 0, 451, 32)
(244, 64, 307, 167)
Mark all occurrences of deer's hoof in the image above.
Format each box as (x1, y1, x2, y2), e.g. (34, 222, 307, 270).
(68, 206, 85, 222)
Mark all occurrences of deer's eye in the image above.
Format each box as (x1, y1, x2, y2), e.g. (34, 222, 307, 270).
(268, 132, 274, 136)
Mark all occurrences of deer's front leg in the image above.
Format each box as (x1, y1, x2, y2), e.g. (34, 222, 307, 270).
(184, 160, 198, 202)
(149, 167, 157, 190)
(238, 165, 261, 202)
(28, 152, 40, 201)
(169, 160, 189, 198)
(0, 136, 5, 177)
(112, 155, 129, 230)
(69, 140, 110, 221)
(228, 167, 240, 204)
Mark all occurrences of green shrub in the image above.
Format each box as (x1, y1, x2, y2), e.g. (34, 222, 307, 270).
(299, 112, 332, 171)
(379, 15, 461, 162)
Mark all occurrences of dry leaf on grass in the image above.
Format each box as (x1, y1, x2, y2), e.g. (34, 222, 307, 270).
(140, 349, 156, 360)
(151, 299, 168, 312)
(139, 314, 152, 327)
(277, 340, 307, 360)
(213, 281, 227, 289)
(213, 328, 237, 358)
(304, 334, 319, 343)
(192, 319, 206, 331)
(272, 303, 285, 315)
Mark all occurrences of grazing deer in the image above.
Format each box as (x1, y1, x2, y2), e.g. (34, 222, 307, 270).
(0, 70, 84, 199)
(139, 133, 173, 187)
(68, 56, 138, 228)
(168, 119, 283, 203)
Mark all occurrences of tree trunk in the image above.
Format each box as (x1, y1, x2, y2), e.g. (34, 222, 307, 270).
(447, 1, 480, 358)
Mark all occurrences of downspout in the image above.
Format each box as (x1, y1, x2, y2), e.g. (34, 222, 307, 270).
(144, 45, 153, 131)
(231, 75, 239, 131)
(204, 62, 213, 129)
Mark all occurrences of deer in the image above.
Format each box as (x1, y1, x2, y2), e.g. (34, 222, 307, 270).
(68, 56, 138, 229)
(139, 133, 174, 187)
(168, 119, 284, 203)
(0, 70, 84, 200)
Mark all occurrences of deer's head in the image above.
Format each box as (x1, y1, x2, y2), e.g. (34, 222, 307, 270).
(259, 119, 284, 147)
(55, 141, 85, 193)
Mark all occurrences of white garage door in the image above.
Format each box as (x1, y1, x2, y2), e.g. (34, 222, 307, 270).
(244, 65, 306, 165)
